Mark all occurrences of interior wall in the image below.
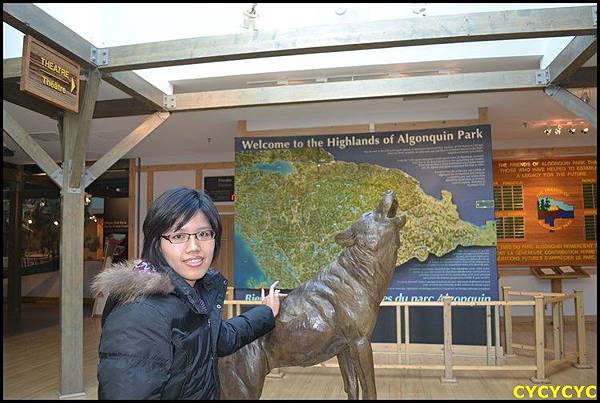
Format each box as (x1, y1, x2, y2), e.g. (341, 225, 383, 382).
(2, 260, 102, 300)
(6, 138, 595, 317)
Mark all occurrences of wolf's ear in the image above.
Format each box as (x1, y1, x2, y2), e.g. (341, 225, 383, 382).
(396, 214, 407, 229)
(334, 227, 355, 247)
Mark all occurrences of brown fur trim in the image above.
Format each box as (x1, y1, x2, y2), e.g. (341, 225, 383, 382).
(91, 261, 174, 304)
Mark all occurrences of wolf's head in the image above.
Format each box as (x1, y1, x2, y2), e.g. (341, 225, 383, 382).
(334, 190, 406, 254)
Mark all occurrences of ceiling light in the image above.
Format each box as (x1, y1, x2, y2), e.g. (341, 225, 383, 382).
(581, 127, 589, 134)
(544, 128, 552, 136)
(242, 3, 258, 30)
(54, 221, 59, 226)
(335, 7, 346, 16)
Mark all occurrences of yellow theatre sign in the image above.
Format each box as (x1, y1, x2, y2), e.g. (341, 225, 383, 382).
(20, 35, 80, 113)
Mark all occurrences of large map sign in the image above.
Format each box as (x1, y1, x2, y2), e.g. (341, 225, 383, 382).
(235, 125, 498, 301)
(494, 157, 597, 267)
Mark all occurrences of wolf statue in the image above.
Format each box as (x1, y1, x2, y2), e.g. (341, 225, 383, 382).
(219, 190, 406, 400)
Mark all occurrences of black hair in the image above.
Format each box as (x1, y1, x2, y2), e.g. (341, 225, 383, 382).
(141, 187, 222, 269)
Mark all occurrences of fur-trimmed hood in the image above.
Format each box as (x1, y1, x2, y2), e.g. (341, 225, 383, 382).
(91, 260, 175, 304)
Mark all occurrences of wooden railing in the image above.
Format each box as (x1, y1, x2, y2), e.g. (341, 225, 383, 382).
(223, 287, 589, 383)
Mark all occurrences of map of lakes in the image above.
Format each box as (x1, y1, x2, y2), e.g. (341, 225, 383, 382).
(235, 147, 496, 289)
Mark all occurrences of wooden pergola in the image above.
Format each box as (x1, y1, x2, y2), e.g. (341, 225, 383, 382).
(2, 3, 597, 398)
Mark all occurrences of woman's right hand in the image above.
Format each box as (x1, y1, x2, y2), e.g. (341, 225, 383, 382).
(261, 281, 287, 317)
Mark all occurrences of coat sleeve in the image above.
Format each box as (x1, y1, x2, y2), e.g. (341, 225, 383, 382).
(97, 301, 172, 399)
(216, 304, 275, 357)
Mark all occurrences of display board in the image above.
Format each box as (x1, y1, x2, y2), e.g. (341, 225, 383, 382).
(234, 125, 498, 302)
(493, 157, 597, 267)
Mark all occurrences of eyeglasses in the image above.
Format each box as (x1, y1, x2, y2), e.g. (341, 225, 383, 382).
(161, 230, 216, 244)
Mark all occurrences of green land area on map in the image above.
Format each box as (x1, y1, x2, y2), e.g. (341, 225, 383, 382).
(235, 147, 496, 289)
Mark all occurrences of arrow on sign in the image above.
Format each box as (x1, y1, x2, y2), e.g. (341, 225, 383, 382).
(70, 77, 76, 93)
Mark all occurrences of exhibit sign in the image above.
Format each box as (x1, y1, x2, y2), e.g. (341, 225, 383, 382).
(234, 124, 498, 301)
(494, 157, 596, 266)
(204, 176, 235, 202)
(20, 35, 80, 112)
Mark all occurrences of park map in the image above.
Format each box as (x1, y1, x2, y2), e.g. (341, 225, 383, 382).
(235, 147, 496, 289)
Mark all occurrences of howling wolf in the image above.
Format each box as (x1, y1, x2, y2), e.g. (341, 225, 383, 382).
(219, 190, 406, 400)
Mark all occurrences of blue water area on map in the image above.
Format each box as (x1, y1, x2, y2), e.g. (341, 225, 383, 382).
(234, 227, 271, 287)
(255, 160, 293, 176)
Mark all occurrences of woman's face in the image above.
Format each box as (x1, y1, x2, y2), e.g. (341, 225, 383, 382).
(160, 211, 215, 287)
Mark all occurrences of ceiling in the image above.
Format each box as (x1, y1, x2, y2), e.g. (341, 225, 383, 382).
(3, 52, 597, 166)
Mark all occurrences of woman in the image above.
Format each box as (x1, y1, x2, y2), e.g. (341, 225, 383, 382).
(92, 187, 285, 399)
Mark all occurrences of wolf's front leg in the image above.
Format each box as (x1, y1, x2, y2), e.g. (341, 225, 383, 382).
(349, 338, 377, 400)
(337, 348, 359, 399)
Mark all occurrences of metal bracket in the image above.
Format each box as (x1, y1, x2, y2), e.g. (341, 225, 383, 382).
(83, 170, 97, 188)
(544, 84, 560, 97)
(535, 69, 550, 85)
(163, 95, 176, 109)
(66, 187, 82, 194)
(49, 168, 64, 187)
(90, 46, 109, 66)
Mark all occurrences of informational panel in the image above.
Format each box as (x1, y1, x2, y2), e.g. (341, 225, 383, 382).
(494, 157, 597, 267)
(235, 125, 498, 303)
(204, 176, 235, 202)
(20, 35, 80, 112)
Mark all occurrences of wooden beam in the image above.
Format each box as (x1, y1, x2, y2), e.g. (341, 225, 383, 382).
(547, 35, 597, 84)
(3, 78, 63, 119)
(100, 6, 597, 71)
(3, 108, 63, 187)
(93, 98, 155, 118)
(559, 66, 597, 88)
(3, 57, 21, 79)
(102, 71, 167, 111)
(7, 167, 24, 327)
(84, 111, 170, 187)
(59, 110, 85, 398)
(238, 107, 488, 137)
(5, 79, 155, 120)
(3, 3, 93, 67)
(2, 4, 167, 111)
(544, 85, 597, 128)
(172, 70, 544, 111)
(69, 69, 101, 189)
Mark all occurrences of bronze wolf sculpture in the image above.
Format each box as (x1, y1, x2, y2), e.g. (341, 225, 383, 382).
(219, 190, 406, 400)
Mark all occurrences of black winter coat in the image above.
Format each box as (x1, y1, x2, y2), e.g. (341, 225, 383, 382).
(92, 260, 275, 400)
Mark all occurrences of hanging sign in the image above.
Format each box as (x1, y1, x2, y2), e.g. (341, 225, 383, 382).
(20, 35, 80, 112)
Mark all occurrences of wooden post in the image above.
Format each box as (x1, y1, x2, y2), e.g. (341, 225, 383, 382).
(58, 110, 86, 398)
(552, 300, 561, 361)
(440, 297, 457, 383)
(396, 305, 402, 364)
(128, 159, 137, 260)
(530, 294, 549, 383)
(7, 167, 24, 328)
(573, 289, 591, 368)
(403, 305, 410, 364)
(501, 286, 514, 356)
(226, 287, 234, 319)
(485, 305, 493, 366)
(494, 305, 503, 364)
(558, 301, 565, 360)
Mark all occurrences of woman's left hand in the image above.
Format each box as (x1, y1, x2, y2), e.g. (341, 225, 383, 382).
(261, 281, 288, 317)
